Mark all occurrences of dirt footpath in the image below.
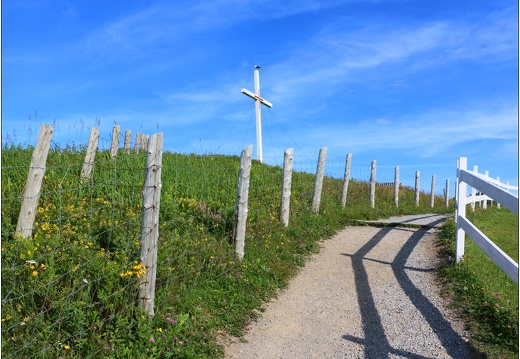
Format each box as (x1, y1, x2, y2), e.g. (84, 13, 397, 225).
(225, 214, 471, 359)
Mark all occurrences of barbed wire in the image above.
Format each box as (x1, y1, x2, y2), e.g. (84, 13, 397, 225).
(1, 128, 458, 357)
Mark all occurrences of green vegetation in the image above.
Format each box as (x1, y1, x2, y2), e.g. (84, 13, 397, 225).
(437, 208, 519, 358)
(1, 143, 501, 358)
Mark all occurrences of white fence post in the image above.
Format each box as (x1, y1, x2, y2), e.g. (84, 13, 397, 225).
(471, 166, 478, 211)
(414, 171, 420, 206)
(312, 147, 328, 214)
(482, 171, 489, 209)
(394, 166, 399, 208)
(496, 176, 501, 209)
(369, 161, 376, 208)
(456, 157, 468, 262)
(81, 127, 99, 181)
(280, 148, 294, 227)
(139, 132, 163, 317)
(234, 145, 253, 260)
(430, 175, 435, 208)
(110, 125, 120, 159)
(445, 179, 450, 207)
(341, 153, 352, 208)
(15, 124, 54, 238)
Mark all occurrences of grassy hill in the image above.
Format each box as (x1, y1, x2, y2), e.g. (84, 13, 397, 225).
(3, 145, 514, 358)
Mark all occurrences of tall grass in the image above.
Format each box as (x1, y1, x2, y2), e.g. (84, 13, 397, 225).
(1, 144, 454, 358)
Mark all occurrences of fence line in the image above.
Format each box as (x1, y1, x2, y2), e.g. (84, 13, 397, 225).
(455, 157, 519, 284)
(2, 124, 456, 357)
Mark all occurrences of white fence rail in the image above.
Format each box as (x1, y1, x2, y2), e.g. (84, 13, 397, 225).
(455, 157, 519, 284)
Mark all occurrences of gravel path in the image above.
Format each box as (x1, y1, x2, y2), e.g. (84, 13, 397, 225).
(225, 214, 472, 359)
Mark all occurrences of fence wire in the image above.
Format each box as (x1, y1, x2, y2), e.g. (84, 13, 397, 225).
(2, 134, 454, 357)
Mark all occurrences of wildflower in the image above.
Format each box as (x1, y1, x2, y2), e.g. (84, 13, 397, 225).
(32, 270, 38, 276)
(64, 345, 70, 350)
(149, 338, 155, 343)
(156, 327, 163, 333)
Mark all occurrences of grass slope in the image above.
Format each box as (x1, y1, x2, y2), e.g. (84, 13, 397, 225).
(1, 145, 500, 358)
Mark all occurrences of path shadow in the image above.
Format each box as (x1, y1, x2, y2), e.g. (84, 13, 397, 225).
(341, 220, 470, 358)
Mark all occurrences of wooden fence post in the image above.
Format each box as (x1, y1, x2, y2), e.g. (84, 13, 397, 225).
(394, 166, 399, 208)
(445, 179, 450, 207)
(312, 147, 328, 214)
(414, 171, 420, 206)
(110, 125, 120, 158)
(456, 157, 467, 262)
(135, 132, 142, 153)
(280, 148, 294, 227)
(15, 124, 54, 238)
(430, 175, 436, 208)
(341, 153, 352, 208)
(234, 145, 253, 260)
(81, 127, 99, 181)
(143, 135, 149, 153)
(369, 160, 376, 208)
(124, 130, 132, 154)
(139, 132, 163, 317)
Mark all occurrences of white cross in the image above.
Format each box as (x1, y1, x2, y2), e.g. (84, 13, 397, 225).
(241, 65, 272, 163)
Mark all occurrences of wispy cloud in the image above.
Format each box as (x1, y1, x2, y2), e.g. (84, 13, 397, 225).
(299, 105, 518, 158)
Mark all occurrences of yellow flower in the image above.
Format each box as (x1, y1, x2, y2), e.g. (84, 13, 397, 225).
(156, 327, 163, 333)
(64, 345, 70, 350)
(32, 271, 38, 276)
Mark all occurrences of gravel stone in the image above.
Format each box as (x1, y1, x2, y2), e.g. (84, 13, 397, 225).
(225, 215, 471, 359)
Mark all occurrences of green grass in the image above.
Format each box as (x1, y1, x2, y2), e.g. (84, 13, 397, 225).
(437, 207, 519, 358)
(0, 144, 485, 358)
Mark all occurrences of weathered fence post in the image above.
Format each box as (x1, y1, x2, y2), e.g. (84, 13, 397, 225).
(139, 132, 163, 317)
(445, 179, 450, 207)
(414, 171, 420, 206)
(135, 132, 143, 153)
(110, 125, 120, 158)
(142, 135, 148, 152)
(124, 130, 132, 154)
(312, 147, 328, 214)
(81, 127, 99, 181)
(341, 153, 352, 208)
(394, 166, 399, 208)
(430, 175, 436, 208)
(455, 157, 467, 262)
(280, 148, 294, 226)
(369, 160, 376, 208)
(234, 145, 253, 260)
(15, 124, 54, 238)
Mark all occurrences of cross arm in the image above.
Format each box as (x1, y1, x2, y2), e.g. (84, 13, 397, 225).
(241, 88, 273, 108)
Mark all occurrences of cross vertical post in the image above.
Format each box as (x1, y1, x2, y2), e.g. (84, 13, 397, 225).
(241, 66, 273, 163)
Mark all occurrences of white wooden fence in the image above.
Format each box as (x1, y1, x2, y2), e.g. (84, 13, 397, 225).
(455, 157, 519, 284)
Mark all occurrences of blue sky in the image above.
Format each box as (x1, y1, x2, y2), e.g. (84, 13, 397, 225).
(2, 0, 518, 194)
